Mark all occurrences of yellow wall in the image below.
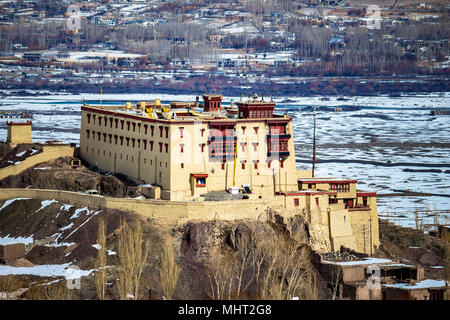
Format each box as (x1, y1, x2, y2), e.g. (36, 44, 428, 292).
(0, 144, 74, 180)
(7, 124, 32, 145)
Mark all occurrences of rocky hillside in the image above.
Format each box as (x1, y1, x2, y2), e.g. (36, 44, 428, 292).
(0, 197, 334, 300)
(0, 156, 127, 197)
(0, 195, 447, 300)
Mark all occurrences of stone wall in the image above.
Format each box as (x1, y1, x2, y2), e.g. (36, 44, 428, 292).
(0, 145, 75, 181)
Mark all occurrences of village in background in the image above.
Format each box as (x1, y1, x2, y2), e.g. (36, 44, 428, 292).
(0, 0, 448, 303)
(0, 0, 448, 96)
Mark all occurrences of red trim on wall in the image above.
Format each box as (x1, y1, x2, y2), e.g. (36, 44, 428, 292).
(284, 191, 337, 196)
(300, 179, 358, 184)
(6, 121, 32, 126)
(356, 192, 377, 197)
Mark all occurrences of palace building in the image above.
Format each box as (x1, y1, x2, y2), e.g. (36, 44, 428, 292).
(80, 94, 299, 201)
(80, 94, 379, 254)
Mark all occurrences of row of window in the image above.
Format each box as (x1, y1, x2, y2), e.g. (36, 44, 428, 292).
(329, 183, 350, 192)
(85, 147, 168, 168)
(86, 113, 170, 138)
(86, 130, 172, 153)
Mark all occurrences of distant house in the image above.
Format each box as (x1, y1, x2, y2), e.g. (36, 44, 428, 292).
(23, 52, 42, 62)
(13, 43, 28, 51)
(218, 58, 237, 68)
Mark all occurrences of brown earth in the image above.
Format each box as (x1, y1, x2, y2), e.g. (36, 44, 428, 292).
(377, 219, 449, 280)
(0, 156, 127, 197)
(0, 143, 39, 169)
(0, 197, 332, 300)
(1, 196, 447, 300)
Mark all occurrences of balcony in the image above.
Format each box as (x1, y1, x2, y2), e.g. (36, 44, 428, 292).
(267, 134, 291, 140)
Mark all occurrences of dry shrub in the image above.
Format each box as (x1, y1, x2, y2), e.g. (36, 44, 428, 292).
(23, 280, 75, 300)
(0, 275, 24, 300)
(260, 235, 317, 300)
(207, 223, 318, 300)
(158, 235, 180, 300)
(116, 218, 149, 300)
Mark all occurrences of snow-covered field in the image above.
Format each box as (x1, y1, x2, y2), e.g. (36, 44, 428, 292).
(0, 92, 448, 230)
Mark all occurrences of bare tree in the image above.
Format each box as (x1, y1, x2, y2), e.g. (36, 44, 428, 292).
(158, 235, 181, 300)
(116, 219, 149, 300)
(95, 217, 107, 300)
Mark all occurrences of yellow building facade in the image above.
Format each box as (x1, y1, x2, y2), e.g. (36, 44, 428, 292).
(6, 121, 33, 145)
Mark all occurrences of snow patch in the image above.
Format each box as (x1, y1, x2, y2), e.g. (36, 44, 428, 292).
(36, 199, 58, 212)
(322, 258, 393, 266)
(0, 235, 34, 245)
(70, 207, 89, 219)
(0, 263, 93, 280)
(0, 198, 31, 212)
(383, 279, 447, 290)
(59, 222, 74, 232)
(60, 204, 73, 211)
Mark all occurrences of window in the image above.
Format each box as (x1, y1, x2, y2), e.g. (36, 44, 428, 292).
(132, 138, 135, 148)
(200, 144, 206, 152)
(315, 198, 319, 206)
(180, 144, 184, 153)
(221, 163, 225, 170)
(115, 119, 118, 128)
(143, 140, 147, 150)
(103, 133, 106, 142)
(137, 139, 140, 148)
(181, 163, 184, 168)
(108, 134, 112, 143)
(252, 142, 258, 151)
(294, 198, 299, 207)
(280, 159, 285, 168)
(363, 197, 368, 206)
(165, 143, 168, 153)
(165, 127, 169, 138)
(329, 183, 350, 192)
(86, 130, 90, 139)
(267, 161, 271, 168)
(109, 118, 113, 128)
(114, 135, 118, 144)
(120, 137, 123, 145)
(159, 126, 163, 137)
(240, 143, 246, 152)
(144, 124, 148, 135)
(159, 142, 163, 152)
(196, 177, 206, 187)
(127, 121, 131, 131)
(132, 122, 136, 132)
(120, 120, 124, 130)
(179, 127, 184, 138)
(254, 127, 258, 134)
(150, 125, 154, 136)
(126, 137, 130, 147)
(242, 126, 246, 133)
(87, 114, 91, 124)
(253, 160, 258, 170)
(200, 128, 205, 137)
(150, 141, 153, 151)
(308, 184, 316, 189)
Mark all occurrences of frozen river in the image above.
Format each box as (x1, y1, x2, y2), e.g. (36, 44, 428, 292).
(0, 92, 449, 231)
